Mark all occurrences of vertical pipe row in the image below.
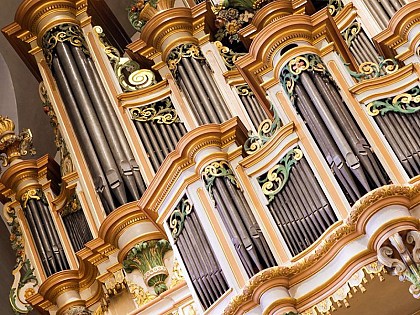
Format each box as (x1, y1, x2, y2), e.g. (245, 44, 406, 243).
(171, 198, 228, 309)
(373, 112, 420, 178)
(24, 196, 69, 276)
(265, 158, 337, 257)
(62, 210, 93, 252)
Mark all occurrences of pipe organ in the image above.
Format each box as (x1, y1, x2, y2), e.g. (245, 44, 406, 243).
(1, 0, 420, 314)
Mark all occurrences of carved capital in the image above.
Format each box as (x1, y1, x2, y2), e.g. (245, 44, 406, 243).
(123, 239, 171, 295)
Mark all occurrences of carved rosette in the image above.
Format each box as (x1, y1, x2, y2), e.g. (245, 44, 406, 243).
(123, 240, 172, 295)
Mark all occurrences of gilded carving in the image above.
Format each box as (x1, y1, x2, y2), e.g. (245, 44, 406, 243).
(345, 58, 399, 82)
(127, 280, 156, 307)
(366, 87, 420, 116)
(0, 116, 35, 168)
(129, 98, 180, 125)
(214, 41, 246, 70)
(42, 24, 89, 66)
(93, 26, 156, 92)
(258, 148, 303, 201)
(223, 183, 420, 314)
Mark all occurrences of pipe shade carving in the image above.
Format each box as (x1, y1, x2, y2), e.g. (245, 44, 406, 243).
(366, 87, 420, 178)
(5, 203, 38, 315)
(203, 161, 276, 277)
(169, 196, 229, 309)
(123, 240, 172, 295)
(43, 23, 146, 213)
(280, 53, 389, 205)
(93, 26, 157, 92)
(129, 98, 188, 172)
(341, 21, 380, 66)
(168, 43, 232, 125)
(258, 148, 337, 256)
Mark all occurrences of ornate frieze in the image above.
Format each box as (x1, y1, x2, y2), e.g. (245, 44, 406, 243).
(123, 240, 172, 295)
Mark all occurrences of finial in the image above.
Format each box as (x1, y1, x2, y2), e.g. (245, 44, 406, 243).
(0, 116, 36, 167)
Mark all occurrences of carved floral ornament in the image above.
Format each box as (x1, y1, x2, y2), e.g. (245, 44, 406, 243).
(42, 23, 90, 67)
(280, 54, 330, 103)
(222, 183, 420, 315)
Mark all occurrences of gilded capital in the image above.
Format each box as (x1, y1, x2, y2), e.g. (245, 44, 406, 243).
(0, 116, 35, 168)
(14, 0, 86, 45)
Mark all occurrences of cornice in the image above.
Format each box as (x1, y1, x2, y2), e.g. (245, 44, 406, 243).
(238, 0, 294, 46)
(373, 2, 420, 58)
(139, 7, 195, 58)
(0, 154, 60, 201)
(98, 201, 162, 248)
(349, 64, 418, 103)
(117, 79, 170, 107)
(223, 182, 420, 315)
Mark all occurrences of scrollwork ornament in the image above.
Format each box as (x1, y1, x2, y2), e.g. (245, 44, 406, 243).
(129, 98, 179, 124)
(93, 26, 156, 92)
(258, 148, 303, 202)
(328, 0, 344, 17)
(20, 189, 42, 209)
(61, 194, 82, 217)
(345, 58, 399, 82)
(169, 198, 192, 239)
(167, 44, 205, 75)
(42, 24, 90, 66)
(342, 20, 361, 46)
(202, 161, 239, 199)
(244, 107, 282, 155)
(214, 41, 246, 70)
(366, 87, 420, 116)
(280, 54, 330, 103)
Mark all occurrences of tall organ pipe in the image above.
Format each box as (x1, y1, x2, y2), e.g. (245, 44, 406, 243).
(44, 24, 146, 211)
